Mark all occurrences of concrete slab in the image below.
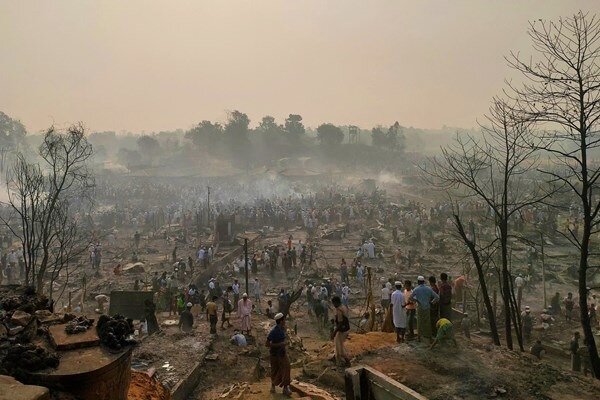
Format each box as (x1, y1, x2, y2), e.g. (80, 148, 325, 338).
(49, 323, 100, 350)
(0, 375, 49, 400)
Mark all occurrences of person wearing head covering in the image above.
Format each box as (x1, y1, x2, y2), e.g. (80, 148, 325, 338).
(391, 281, 407, 343)
(266, 313, 292, 396)
(178, 302, 194, 333)
(409, 276, 440, 343)
(521, 306, 533, 341)
(238, 293, 253, 335)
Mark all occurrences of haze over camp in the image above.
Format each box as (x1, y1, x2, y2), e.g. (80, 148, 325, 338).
(1, 2, 600, 400)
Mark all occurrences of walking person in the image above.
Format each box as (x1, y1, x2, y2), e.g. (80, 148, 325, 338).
(266, 313, 292, 396)
(331, 296, 351, 367)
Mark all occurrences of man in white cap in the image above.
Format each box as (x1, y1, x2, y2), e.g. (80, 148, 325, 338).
(409, 275, 439, 343)
(266, 313, 292, 396)
(238, 293, 253, 335)
(390, 281, 407, 343)
(178, 302, 194, 333)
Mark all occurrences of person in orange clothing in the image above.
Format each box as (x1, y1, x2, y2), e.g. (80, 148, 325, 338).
(404, 279, 416, 339)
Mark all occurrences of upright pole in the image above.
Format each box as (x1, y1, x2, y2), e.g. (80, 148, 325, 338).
(244, 238, 249, 295)
(540, 231, 547, 308)
(82, 274, 87, 313)
(207, 186, 211, 224)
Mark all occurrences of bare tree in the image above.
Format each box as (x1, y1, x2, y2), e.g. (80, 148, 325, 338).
(452, 212, 501, 346)
(1, 124, 94, 293)
(424, 97, 550, 350)
(507, 11, 600, 377)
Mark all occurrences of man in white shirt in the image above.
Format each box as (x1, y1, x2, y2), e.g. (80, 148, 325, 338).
(381, 284, 390, 309)
(253, 278, 261, 306)
(381, 283, 390, 311)
(232, 279, 240, 310)
(391, 281, 407, 343)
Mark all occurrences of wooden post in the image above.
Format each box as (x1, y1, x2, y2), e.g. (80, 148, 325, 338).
(367, 266, 375, 331)
(82, 274, 87, 313)
(68, 291, 72, 313)
(244, 238, 249, 295)
(540, 232, 547, 309)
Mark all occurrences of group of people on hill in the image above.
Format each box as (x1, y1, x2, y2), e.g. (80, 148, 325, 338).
(385, 274, 458, 348)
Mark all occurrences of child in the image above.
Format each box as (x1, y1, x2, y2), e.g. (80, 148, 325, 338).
(461, 313, 471, 338)
(266, 300, 275, 319)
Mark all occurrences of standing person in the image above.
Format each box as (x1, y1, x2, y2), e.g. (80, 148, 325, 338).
(390, 281, 407, 343)
(404, 280, 416, 339)
(410, 276, 440, 343)
(232, 279, 240, 311)
(460, 313, 471, 339)
(206, 296, 219, 335)
(172, 245, 178, 263)
(380, 284, 390, 310)
(341, 284, 350, 306)
(253, 278, 261, 308)
(438, 273, 453, 320)
(356, 263, 364, 289)
(94, 243, 102, 269)
(134, 231, 141, 250)
(238, 293, 253, 335)
(340, 258, 348, 284)
(570, 331, 582, 372)
(550, 292, 561, 316)
(564, 292, 575, 322)
(221, 290, 233, 329)
(178, 302, 194, 333)
(515, 274, 525, 310)
(266, 313, 292, 396)
(429, 276, 440, 335)
(331, 296, 351, 367)
(144, 299, 160, 335)
(521, 306, 533, 341)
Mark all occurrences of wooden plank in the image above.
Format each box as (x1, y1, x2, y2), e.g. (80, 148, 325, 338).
(345, 365, 428, 400)
(48, 324, 100, 351)
(365, 367, 428, 400)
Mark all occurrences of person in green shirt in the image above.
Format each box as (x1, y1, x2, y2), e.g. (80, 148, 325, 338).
(430, 318, 457, 349)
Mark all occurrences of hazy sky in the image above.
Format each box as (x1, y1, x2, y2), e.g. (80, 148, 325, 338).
(1, 1, 599, 133)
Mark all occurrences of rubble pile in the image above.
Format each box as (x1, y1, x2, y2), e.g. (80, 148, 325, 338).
(127, 371, 171, 400)
(0, 287, 52, 342)
(97, 314, 136, 350)
(64, 316, 94, 334)
(0, 343, 59, 380)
